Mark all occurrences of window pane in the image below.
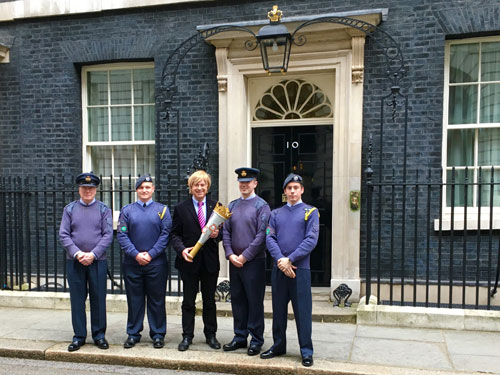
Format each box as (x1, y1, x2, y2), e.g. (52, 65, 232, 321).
(450, 44, 479, 83)
(481, 42, 500, 82)
(447, 129, 474, 166)
(114, 146, 134, 177)
(87, 71, 108, 105)
(88, 107, 108, 141)
(137, 145, 155, 177)
(114, 177, 134, 208)
(446, 169, 473, 207)
(478, 128, 500, 165)
(134, 105, 155, 140)
(110, 70, 131, 105)
(480, 84, 500, 123)
(478, 168, 500, 207)
(448, 85, 477, 124)
(90, 146, 112, 177)
(111, 107, 131, 141)
(133, 69, 155, 104)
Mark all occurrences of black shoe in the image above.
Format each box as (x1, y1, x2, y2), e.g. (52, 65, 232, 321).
(68, 340, 84, 352)
(223, 339, 247, 352)
(302, 356, 314, 367)
(123, 337, 139, 349)
(178, 337, 192, 351)
(247, 344, 261, 356)
(206, 336, 221, 349)
(153, 337, 164, 349)
(94, 338, 109, 350)
(260, 348, 285, 359)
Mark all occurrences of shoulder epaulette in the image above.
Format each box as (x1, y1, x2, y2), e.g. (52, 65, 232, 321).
(304, 206, 318, 221)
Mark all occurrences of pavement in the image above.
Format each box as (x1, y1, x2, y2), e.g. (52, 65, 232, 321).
(0, 304, 499, 375)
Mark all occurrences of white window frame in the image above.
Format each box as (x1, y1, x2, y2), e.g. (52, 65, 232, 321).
(439, 36, 500, 230)
(81, 62, 155, 221)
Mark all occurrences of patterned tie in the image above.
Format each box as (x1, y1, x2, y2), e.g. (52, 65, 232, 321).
(197, 201, 205, 228)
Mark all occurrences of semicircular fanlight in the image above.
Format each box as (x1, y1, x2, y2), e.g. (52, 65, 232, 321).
(253, 79, 333, 121)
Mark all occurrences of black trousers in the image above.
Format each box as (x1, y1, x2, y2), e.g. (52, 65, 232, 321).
(229, 257, 266, 346)
(67, 259, 107, 343)
(180, 268, 218, 340)
(123, 262, 167, 340)
(270, 266, 313, 358)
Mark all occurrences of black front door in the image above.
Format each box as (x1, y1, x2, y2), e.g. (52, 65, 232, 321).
(252, 125, 333, 286)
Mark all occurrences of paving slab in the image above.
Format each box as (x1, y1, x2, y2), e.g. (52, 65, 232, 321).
(356, 325, 444, 343)
(350, 336, 452, 370)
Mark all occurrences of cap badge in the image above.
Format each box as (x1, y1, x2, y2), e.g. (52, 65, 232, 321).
(146, 176, 151, 182)
(293, 176, 298, 181)
(85, 176, 91, 182)
(241, 170, 247, 177)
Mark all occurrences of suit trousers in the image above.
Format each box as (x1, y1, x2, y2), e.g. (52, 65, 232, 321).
(180, 268, 218, 339)
(67, 259, 107, 343)
(123, 262, 167, 340)
(229, 257, 266, 346)
(270, 266, 313, 358)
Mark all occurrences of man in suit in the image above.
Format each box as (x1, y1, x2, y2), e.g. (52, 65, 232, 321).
(170, 170, 221, 351)
(222, 167, 270, 356)
(117, 174, 172, 349)
(59, 172, 113, 352)
(261, 173, 319, 367)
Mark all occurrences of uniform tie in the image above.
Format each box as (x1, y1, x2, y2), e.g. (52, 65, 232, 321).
(197, 201, 205, 228)
(143, 203, 147, 208)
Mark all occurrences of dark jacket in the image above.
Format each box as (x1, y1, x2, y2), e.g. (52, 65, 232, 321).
(171, 197, 221, 274)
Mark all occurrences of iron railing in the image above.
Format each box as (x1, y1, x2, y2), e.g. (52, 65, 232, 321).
(0, 175, 189, 295)
(364, 166, 500, 310)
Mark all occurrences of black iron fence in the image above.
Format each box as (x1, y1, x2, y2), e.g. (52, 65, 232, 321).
(364, 166, 500, 310)
(0, 175, 189, 295)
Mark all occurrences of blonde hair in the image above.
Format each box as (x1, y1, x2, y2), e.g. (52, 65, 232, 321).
(188, 170, 211, 193)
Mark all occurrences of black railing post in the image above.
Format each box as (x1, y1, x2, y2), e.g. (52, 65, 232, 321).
(365, 137, 374, 304)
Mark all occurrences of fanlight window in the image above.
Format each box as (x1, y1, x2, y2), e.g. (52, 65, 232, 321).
(253, 79, 333, 120)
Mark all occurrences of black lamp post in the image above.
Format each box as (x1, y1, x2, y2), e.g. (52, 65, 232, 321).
(256, 5, 293, 74)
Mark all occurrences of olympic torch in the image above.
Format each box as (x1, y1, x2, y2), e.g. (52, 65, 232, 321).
(189, 202, 232, 258)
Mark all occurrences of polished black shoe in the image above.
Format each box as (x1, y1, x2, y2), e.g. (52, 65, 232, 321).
(247, 344, 261, 356)
(68, 340, 84, 352)
(206, 336, 221, 349)
(302, 356, 314, 367)
(223, 339, 247, 352)
(178, 337, 192, 351)
(123, 337, 139, 349)
(153, 337, 164, 349)
(260, 348, 285, 359)
(95, 338, 109, 350)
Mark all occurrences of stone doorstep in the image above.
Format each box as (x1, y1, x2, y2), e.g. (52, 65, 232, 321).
(357, 296, 500, 332)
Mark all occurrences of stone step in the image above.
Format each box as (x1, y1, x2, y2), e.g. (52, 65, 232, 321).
(215, 299, 357, 324)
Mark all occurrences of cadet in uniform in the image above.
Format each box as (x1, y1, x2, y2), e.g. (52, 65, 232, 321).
(59, 172, 113, 352)
(261, 173, 319, 367)
(117, 174, 172, 349)
(222, 167, 270, 356)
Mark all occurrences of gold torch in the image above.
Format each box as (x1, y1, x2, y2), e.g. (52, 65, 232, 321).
(189, 202, 232, 258)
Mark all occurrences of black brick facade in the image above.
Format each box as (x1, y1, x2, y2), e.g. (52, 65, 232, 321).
(1, 0, 499, 284)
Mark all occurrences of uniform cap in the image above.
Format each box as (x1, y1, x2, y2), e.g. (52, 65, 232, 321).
(282, 173, 303, 190)
(135, 174, 153, 190)
(235, 167, 260, 182)
(76, 172, 100, 187)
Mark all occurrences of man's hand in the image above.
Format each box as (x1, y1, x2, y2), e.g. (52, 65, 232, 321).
(229, 254, 243, 268)
(236, 254, 247, 266)
(135, 252, 152, 266)
(182, 248, 194, 263)
(209, 227, 219, 239)
(277, 257, 297, 278)
(78, 252, 95, 266)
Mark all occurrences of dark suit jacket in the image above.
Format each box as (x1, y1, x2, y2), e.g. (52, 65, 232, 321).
(171, 197, 221, 274)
